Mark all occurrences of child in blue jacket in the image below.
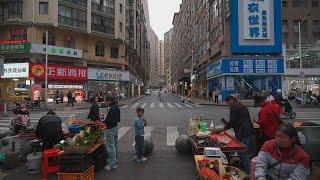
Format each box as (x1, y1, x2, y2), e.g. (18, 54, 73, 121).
(134, 107, 147, 163)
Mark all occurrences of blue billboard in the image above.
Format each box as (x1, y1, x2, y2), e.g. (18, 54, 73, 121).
(207, 58, 284, 79)
(231, 0, 282, 53)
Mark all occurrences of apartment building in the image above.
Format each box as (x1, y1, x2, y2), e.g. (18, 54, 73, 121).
(164, 28, 172, 89)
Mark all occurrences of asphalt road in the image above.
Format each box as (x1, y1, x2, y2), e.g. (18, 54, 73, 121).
(1, 92, 320, 180)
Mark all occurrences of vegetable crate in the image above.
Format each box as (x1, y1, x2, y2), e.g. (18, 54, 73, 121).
(58, 165, 94, 180)
(60, 153, 93, 173)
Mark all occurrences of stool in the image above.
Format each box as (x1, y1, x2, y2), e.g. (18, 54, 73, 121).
(42, 148, 61, 180)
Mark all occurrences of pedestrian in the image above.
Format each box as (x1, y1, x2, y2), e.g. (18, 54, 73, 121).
(133, 107, 147, 163)
(214, 90, 219, 104)
(87, 96, 100, 121)
(255, 124, 310, 180)
(209, 90, 213, 101)
(211, 96, 255, 174)
(55, 90, 60, 104)
(104, 96, 120, 171)
(67, 91, 73, 107)
(72, 91, 76, 104)
(60, 92, 64, 103)
(35, 110, 64, 150)
(254, 96, 284, 151)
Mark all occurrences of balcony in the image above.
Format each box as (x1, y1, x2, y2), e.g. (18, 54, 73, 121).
(91, 24, 114, 36)
(91, 2, 115, 15)
(59, 0, 87, 8)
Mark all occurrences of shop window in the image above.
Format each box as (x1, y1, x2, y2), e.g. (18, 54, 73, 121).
(42, 32, 55, 46)
(110, 46, 119, 58)
(63, 35, 75, 48)
(39, 2, 48, 14)
(11, 28, 27, 40)
(95, 41, 104, 57)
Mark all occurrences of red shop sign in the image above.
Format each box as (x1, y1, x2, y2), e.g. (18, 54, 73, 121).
(30, 64, 87, 81)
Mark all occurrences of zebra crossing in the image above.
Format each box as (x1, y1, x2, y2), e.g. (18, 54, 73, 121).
(121, 102, 201, 109)
(0, 112, 76, 132)
(116, 126, 179, 147)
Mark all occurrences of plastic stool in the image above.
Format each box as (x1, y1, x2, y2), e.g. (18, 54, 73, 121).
(42, 148, 61, 180)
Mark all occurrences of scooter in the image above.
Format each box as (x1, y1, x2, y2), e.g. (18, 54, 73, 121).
(10, 105, 32, 134)
(280, 100, 296, 119)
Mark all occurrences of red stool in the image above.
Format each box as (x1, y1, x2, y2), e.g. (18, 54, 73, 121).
(42, 148, 61, 180)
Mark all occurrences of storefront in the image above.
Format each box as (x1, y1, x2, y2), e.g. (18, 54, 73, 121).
(0, 63, 32, 104)
(207, 58, 284, 100)
(87, 68, 131, 100)
(29, 64, 87, 102)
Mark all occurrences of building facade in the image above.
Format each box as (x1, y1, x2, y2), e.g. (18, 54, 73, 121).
(157, 40, 164, 87)
(148, 27, 159, 88)
(0, 0, 149, 103)
(282, 0, 320, 96)
(164, 28, 173, 90)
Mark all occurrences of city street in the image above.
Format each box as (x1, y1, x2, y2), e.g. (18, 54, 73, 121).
(1, 92, 320, 179)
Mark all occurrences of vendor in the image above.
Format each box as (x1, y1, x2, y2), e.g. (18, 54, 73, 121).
(36, 110, 64, 150)
(87, 96, 100, 121)
(211, 96, 255, 174)
(255, 124, 310, 180)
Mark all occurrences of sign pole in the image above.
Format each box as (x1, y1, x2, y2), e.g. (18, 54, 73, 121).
(298, 21, 304, 105)
(45, 30, 48, 108)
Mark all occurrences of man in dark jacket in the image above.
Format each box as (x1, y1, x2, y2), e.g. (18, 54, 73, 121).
(36, 110, 64, 150)
(211, 96, 254, 174)
(87, 96, 100, 121)
(104, 96, 120, 171)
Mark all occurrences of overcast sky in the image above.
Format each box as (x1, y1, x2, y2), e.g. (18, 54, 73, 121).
(148, 0, 181, 40)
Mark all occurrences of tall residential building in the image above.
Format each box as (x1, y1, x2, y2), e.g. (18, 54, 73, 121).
(164, 29, 173, 89)
(282, 0, 320, 95)
(148, 28, 159, 88)
(0, 0, 149, 102)
(157, 40, 165, 87)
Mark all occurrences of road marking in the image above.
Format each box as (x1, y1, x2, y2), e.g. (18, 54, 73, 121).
(150, 103, 155, 108)
(141, 103, 147, 108)
(193, 104, 202, 108)
(167, 126, 179, 146)
(131, 103, 139, 109)
(121, 105, 128, 109)
(184, 104, 193, 108)
(132, 126, 154, 146)
(167, 103, 174, 108)
(118, 127, 131, 140)
(175, 103, 183, 108)
(159, 103, 164, 108)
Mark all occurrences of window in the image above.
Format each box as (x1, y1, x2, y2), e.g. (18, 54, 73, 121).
(0, 3, 4, 22)
(42, 32, 55, 46)
(119, 22, 123, 33)
(313, 20, 320, 33)
(312, 0, 319, 7)
(63, 35, 75, 48)
(110, 46, 119, 58)
(39, 2, 48, 14)
(61, 0, 87, 7)
(282, 20, 288, 33)
(11, 28, 27, 40)
(91, 14, 114, 34)
(95, 41, 104, 57)
(8, 1, 22, 19)
(282, 0, 288, 7)
(120, 3, 123, 14)
(293, 0, 306, 7)
(58, 5, 87, 29)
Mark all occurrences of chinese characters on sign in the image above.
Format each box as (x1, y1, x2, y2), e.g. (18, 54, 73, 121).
(30, 64, 87, 81)
(229, 60, 239, 73)
(1, 63, 29, 78)
(88, 68, 131, 82)
(244, 0, 270, 40)
(0, 43, 31, 54)
(31, 43, 83, 59)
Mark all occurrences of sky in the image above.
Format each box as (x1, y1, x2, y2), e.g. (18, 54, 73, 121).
(148, 0, 181, 40)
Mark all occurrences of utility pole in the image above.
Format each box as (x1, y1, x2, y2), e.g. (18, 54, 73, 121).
(45, 30, 48, 107)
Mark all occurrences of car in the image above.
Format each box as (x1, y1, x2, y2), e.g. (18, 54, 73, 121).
(145, 89, 151, 95)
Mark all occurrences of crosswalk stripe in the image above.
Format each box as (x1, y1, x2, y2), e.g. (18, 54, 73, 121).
(150, 103, 155, 108)
(193, 104, 202, 108)
(131, 103, 139, 109)
(118, 127, 131, 140)
(167, 126, 179, 146)
(184, 104, 192, 108)
(121, 105, 128, 109)
(159, 103, 164, 108)
(132, 126, 154, 146)
(141, 103, 147, 108)
(175, 103, 183, 108)
(167, 103, 173, 108)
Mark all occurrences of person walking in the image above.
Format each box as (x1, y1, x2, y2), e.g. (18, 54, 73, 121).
(104, 96, 120, 171)
(60, 92, 64, 103)
(67, 91, 73, 107)
(133, 107, 147, 163)
(214, 90, 219, 104)
(72, 91, 76, 104)
(211, 96, 255, 174)
(87, 96, 100, 121)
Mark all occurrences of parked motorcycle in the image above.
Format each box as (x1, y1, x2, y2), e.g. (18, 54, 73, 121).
(25, 97, 42, 108)
(9, 104, 31, 134)
(280, 100, 296, 119)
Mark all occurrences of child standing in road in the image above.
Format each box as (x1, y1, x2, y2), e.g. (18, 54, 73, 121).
(134, 107, 147, 163)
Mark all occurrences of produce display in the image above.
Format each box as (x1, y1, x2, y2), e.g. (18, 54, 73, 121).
(191, 135, 226, 148)
(62, 127, 103, 147)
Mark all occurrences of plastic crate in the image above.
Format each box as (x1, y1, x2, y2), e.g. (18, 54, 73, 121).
(60, 153, 93, 173)
(58, 165, 94, 180)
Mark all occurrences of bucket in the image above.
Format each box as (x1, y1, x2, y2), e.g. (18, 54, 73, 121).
(26, 152, 42, 174)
